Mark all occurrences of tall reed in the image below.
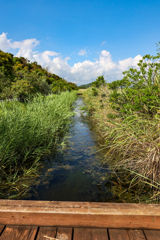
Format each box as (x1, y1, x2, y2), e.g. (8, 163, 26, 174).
(0, 91, 77, 198)
(83, 86, 160, 202)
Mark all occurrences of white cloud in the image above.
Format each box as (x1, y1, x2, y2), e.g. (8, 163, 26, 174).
(0, 32, 40, 53)
(0, 33, 142, 85)
(0, 32, 11, 51)
(78, 49, 87, 56)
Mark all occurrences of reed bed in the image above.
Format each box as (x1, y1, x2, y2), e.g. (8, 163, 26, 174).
(83, 86, 160, 202)
(0, 91, 77, 198)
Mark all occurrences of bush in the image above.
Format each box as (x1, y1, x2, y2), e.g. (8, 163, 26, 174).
(92, 87, 98, 96)
(11, 72, 51, 102)
(92, 76, 106, 88)
(108, 54, 160, 117)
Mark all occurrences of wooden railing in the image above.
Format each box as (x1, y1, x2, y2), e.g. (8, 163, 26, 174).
(0, 200, 160, 229)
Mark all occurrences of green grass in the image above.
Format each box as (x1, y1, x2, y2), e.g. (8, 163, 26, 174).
(0, 91, 77, 199)
(82, 85, 160, 203)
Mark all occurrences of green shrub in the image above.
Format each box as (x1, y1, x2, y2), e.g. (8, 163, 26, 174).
(92, 87, 98, 96)
(92, 76, 106, 88)
(108, 54, 160, 117)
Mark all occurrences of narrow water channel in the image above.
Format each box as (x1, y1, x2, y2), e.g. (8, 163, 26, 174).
(25, 98, 114, 202)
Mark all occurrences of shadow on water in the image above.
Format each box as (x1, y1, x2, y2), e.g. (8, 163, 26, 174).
(25, 98, 116, 202)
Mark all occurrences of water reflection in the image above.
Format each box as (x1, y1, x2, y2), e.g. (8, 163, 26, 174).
(25, 98, 114, 201)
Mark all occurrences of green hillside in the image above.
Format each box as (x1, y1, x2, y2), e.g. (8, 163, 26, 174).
(0, 50, 78, 101)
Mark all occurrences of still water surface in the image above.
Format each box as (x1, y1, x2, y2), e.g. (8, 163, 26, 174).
(26, 98, 114, 201)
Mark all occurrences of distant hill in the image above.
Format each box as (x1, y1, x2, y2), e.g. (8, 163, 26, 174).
(78, 82, 93, 89)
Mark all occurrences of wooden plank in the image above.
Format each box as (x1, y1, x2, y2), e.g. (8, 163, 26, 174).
(109, 229, 130, 240)
(144, 229, 160, 239)
(0, 200, 160, 229)
(0, 225, 38, 240)
(36, 227, 56, 240)
(73, 228, 108, 240)
(128, 229, 146, 240)
(90, 228, 108, 240)
(0, 225, 5, 235)
(73, 228, 91, 240)
(56, 227, 72, 240)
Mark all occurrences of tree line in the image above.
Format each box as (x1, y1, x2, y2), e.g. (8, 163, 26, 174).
(0, 50, 78, 101)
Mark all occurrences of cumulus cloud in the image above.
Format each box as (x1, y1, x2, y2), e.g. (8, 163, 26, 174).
(0, 32, 142, 85)
(78, 49, 87, 56)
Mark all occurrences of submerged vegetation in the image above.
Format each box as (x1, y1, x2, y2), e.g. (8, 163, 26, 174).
(83, 47, 160, 203)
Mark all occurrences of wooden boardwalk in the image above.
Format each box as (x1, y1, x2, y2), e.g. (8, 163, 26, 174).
(0, 200, 160, 239)
(1, 225, 160, 239)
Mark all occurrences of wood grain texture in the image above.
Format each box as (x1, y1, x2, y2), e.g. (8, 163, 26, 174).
(36, 226, 56, 240)
(90, 228, 108, 240)
(73, 228, 91, 240)
(0, 225, 37, 240)
(73, 228, 108, 240)
(128, 229, 146, 240)
(0, 200, 160, 229)
(109, 229, 130, 240)
(56, 227, 72, 240)
(0, 225, 5, 235)
(144, 229, 160, 239)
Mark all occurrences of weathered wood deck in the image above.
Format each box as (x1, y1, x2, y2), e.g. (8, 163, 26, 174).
(1, 225, 160, 239)
(0, 200, 160, 239)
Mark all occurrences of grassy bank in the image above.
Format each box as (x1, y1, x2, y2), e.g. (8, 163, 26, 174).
(82, 84, 160, 203)
(0, 91, 77, 199)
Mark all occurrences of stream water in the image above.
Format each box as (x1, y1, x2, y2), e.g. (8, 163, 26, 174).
(25, 98, 115, 202)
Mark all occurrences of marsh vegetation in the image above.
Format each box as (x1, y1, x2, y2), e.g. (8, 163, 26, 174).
(0, 91, 77, 199)
(82, 51, 160, 203)
(1, 45, 160, 203)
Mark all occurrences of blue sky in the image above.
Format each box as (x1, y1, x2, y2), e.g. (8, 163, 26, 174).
(0, 0, 160, 85)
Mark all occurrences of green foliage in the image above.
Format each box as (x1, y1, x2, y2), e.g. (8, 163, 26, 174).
(101, 93, 106, 98)
(0, 50, 14, 81)
(0, 91, 77, 198)
(107, 113, 117, 119)
(0, 50, 78, 101)
(108, 54, 160, 117)
(92, 87, 98, 96)
(11, 79, 33, 102)
(68, 82, 79, 91)
(78, 82, 93, 89)
(90, 76, 106, 96)
(12, 71, 51, 102)
(92, 75, 106, 88)
(0, 71, 12, 99)
(52, 79, 71, 93)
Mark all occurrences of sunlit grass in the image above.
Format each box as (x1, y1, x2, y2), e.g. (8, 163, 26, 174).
(0, 91, 77, 199)
(83, 85, 160, 202)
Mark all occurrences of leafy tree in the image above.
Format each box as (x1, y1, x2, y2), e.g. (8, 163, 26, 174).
(11, 71, 51, 101)
(0, 50, 14, 81)
(11, 79, 33, 102)
(52, 79, 72, 94)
